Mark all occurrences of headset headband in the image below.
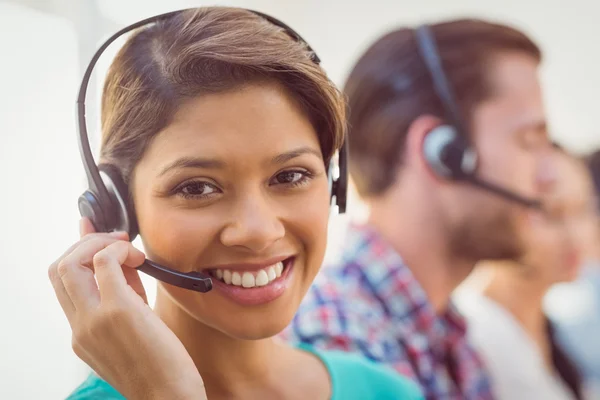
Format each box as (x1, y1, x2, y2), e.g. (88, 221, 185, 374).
(414, 25, 468, 137)
(76, 8, 324, 228)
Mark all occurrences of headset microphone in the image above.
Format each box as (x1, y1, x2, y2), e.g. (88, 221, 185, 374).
(464, 176, 542, 209)
(76, 9, 348, 294)
(415, 25, 543, 210)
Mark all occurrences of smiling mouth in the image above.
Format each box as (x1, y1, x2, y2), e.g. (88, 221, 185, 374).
(206, 258, 293, 288)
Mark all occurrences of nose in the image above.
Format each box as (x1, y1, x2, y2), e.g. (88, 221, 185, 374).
(220, 192, 285, 252)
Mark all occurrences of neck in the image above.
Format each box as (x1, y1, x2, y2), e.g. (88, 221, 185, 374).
(483, 263, 549, 340)
(153, 286, 282, 398)
(367, 194, 475, 313)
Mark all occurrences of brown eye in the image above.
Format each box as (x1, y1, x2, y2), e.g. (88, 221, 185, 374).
(276, 171, 303, 184)
(176, 181, 219, 199)
(270, 169, 314, 187)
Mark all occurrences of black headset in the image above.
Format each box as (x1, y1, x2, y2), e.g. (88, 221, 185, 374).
(76, 8, 348, 293)
(415, 24, 542, 209)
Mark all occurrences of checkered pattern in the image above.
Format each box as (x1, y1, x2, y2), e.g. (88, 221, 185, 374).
(282, 223, 494, 400)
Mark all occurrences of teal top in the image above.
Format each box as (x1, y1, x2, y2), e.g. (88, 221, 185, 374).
(67, 344, 423, 400)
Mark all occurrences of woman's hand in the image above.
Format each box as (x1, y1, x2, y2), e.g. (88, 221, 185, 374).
(49, 218, 207, 400)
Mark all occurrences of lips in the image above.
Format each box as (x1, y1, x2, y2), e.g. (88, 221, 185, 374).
(203, 257, 295, 306)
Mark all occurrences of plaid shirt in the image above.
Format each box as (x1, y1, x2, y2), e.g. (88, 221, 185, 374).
(282, 223, 494, 400)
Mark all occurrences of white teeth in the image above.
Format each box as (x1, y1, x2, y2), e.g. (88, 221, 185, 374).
(242, 272, 256, 288)
(231, 271, 242, 286)
(255, 270, 269, 286)
(223, 270, 232, 284)
(212, 260, 287, 288)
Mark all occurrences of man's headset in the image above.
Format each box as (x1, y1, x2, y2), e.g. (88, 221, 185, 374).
(415, 25, 542, 209)
(76, 8, 348, 294)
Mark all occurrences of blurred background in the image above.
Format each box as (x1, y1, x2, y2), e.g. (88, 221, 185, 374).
(0, 0, 598, 398)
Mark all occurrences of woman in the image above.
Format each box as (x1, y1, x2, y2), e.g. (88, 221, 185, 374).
(547, 149, 600, 399)
(455, 147, 594, 400)
(48, 7, 422, 400)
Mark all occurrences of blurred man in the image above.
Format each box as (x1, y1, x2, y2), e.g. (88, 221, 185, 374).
(283, 19, 557, 399)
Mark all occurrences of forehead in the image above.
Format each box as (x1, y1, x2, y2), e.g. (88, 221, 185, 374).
(473, 52, 545, 133)
(140, 82, 320, 168)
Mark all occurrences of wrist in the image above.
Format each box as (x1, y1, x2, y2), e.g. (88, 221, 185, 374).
(126, 377, 206, 400)
(148, 378, 207, 400)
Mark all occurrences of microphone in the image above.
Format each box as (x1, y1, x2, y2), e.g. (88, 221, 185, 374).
(138, 260, 213, 293)
(464, 174, 542, 209)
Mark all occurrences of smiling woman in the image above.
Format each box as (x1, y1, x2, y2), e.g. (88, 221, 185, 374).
(135, 83, 334, 339)
(47, 6, 422, 400)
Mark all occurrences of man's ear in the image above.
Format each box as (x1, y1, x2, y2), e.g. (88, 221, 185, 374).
(405, 114, 445, 180)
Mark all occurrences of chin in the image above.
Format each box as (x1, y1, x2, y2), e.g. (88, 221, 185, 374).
(182, 296, 301, 340)
(215, 314, 296, 340)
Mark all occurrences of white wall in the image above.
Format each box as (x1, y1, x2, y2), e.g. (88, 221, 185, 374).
(0, 3, 89, 399)
(0, 0, 598, 398)
(99, 0, 600, 153)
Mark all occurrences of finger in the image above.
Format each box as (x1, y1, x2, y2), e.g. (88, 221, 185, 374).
(48, 262, 76, 318)
(58, 236, 131, 310)
(93, 241, 146, 301)
(79, 217, 97, 238)
(51, 231, 127, 271)
(122, 267, 149, 304)
(78, 218, 129, 241)
(47, 235, 112, 316)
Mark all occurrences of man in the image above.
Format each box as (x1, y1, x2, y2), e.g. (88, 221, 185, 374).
(283, 19, 557, 399)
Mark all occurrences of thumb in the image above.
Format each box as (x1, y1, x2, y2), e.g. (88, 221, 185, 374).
(79, 217, 97, 238)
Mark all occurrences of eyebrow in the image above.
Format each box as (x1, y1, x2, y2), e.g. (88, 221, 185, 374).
(158, 146, 323, 177)
(158, 157, 224, 177)
(271, 146, 322, 164)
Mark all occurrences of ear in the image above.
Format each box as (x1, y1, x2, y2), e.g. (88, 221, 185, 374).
(405, 114, 444, 179)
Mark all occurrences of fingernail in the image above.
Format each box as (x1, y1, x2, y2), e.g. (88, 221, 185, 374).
(110, 231, 126, 237)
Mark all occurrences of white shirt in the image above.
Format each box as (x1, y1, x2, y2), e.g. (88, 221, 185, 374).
(454, 291, 579, 400)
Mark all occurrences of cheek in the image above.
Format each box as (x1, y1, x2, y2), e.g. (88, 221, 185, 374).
(136, 200, 219, 269)
(533, 230, 565, 268)
(285, 185, 331, 276)
(476, 134, 538, 195)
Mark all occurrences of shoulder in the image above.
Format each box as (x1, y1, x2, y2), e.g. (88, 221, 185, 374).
(282, 261, 395, 354)
(312, 346, 423, 400)
(454, 290, 515, 342)
(66, 373, 125, 400)
(454, 291, 543, 390)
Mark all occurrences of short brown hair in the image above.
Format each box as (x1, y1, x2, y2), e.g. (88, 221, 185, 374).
(345, 19, 541, 196)
(100, 7, 346, 184)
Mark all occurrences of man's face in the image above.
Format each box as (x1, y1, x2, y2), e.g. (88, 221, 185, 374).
(447, 51, 555, 261)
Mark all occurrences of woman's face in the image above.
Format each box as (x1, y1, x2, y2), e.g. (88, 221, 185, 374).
(522, 153, 595, 284)
(131, 82, 331, 339)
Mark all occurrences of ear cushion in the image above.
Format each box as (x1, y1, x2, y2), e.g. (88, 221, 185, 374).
(423, 125, 477, 180)
(78, 190, 109, 232)
(327, 140, 348, 214)
(98, 164, 139, 240)
(334, 140, 348, 213)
